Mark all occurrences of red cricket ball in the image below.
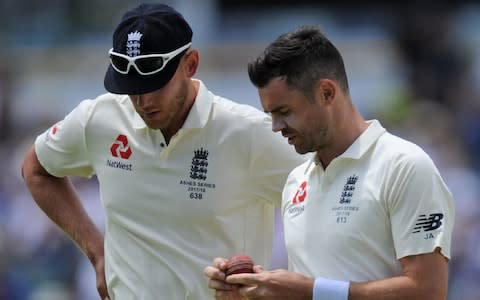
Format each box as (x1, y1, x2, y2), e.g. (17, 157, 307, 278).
(225, 254, 254, 276)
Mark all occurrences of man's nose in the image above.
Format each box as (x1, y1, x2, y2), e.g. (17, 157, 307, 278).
(271, 116, 285, 132)
(136, 94, 151, 108)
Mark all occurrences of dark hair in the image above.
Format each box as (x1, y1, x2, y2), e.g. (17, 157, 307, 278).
(248, 25, 349, 99)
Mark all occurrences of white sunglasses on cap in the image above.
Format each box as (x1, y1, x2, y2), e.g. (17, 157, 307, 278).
(108, 42, 191, 75)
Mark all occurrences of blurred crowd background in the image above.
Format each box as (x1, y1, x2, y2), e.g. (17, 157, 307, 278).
(0, 0, 479, 299)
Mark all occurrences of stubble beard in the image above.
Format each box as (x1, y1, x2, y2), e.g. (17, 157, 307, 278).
(294, 126, 328, 155)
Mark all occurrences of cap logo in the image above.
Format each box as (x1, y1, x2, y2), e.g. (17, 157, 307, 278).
(126, 31, 143, 57)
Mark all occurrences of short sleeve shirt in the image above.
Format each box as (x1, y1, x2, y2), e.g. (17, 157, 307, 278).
(35, 80, 306, 300)
(282, 120, 454, 282)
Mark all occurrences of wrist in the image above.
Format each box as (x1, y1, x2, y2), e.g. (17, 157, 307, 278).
(312, 277, 350, 300)
(84, 234, 105, 266)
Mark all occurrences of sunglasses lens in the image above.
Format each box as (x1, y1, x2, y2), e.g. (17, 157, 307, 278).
(136, 57, 165, 74)
(110, 55, 129, 72)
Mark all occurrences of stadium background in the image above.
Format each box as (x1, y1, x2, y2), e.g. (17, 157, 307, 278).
(0, 0, 479, 299)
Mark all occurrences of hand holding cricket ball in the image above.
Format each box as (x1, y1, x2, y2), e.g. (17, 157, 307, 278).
(225, 254, 254, 276)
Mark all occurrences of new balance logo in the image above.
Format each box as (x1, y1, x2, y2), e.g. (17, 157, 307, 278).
(412, 213, 444, 233)
(110, 134, 132, 159)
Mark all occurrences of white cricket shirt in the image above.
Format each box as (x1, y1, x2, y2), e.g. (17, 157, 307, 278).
(282, 120, 454, 282)
(35, 80, 305, 300)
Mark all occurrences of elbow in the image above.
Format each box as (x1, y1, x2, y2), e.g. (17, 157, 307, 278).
(21, 145, 36, 181)
(413, 277, 448, 300)
(420, 292, 447, 300)
(21, 145, 48, 184)
(21, 155, 29, 181)
(422, 282, 448, 300)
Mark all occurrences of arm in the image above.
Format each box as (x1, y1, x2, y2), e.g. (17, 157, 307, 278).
(348, 248, 448, 300)
(222, 248, 447, 300)
(22, 145, 108, 299)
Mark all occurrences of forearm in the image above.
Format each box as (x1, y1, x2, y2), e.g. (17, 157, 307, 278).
(348, 250, 448, 300)
(22, 148, 104, 265)
(348, 275, 445, 300)
(27, 174, 103, 261)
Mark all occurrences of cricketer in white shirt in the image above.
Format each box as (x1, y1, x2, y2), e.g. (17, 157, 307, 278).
(282, 120, 454, 281)
(34, 80, 305, 300)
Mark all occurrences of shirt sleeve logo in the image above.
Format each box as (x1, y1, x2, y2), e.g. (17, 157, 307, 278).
(412, 213, 444, 233)
(51, 125, 58, 135)
(45, 121, 62, 142)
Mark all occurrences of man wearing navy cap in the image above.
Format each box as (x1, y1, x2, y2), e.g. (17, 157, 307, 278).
(21, 3, 305, 300)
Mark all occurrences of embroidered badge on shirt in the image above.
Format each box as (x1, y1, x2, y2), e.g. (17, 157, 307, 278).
(190, 147, 208, 180)
(340, 174, 358, 204)
(332, 174, 360, 224)
(179, 147, 216, 200)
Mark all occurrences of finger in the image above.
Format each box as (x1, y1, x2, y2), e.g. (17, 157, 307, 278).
(237, 284, 258, 298)
(253, 264, 264, 273)
(209, 278, 237, 291)
(225, 273, 259, 285)
(204, 265, 226, 281)
(213, 257, 229, 270)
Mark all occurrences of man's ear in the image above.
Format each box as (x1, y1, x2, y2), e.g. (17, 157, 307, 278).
(183, 49, 199, 77)
(315, 79, 336, 103)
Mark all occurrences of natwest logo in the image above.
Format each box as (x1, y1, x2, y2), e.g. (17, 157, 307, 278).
(110, 134, 132, 159)
(292, 181, 307, 204)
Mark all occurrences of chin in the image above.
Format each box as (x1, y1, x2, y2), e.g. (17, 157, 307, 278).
(294, 143, 316, 155)
(143, 121, 162, 130)
(141, 117, 165, 130)
(294, 146, 308, 155)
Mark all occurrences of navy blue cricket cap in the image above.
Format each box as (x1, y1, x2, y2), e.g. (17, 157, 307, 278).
(104, 3, 193, 95)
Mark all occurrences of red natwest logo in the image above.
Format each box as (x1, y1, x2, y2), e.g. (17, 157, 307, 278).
(110, 134, 132, 159)
(292, 181, 307, 204)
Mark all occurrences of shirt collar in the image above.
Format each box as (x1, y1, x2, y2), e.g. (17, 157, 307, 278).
(306, 119, 386, 170)
(340, 119, 386, 159)
(132, 79, 212, 130)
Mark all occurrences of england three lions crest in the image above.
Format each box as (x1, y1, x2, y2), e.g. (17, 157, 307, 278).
(190, 147, 209, 180)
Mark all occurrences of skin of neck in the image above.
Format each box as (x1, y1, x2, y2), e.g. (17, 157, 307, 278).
(315, 95, 368, 168)
(161, 79, 199, 144)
